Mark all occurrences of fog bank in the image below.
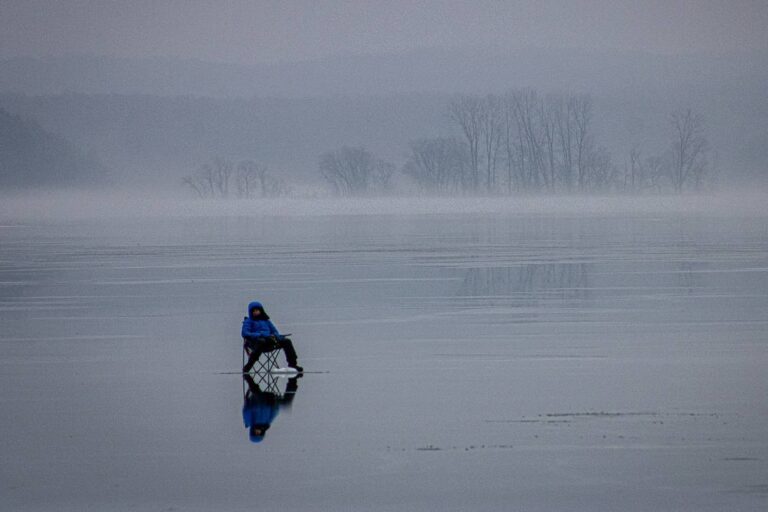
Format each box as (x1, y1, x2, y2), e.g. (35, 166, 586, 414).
(2, 190, 767, 224)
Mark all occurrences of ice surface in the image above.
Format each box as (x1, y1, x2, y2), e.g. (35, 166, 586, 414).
(1, 206, 767, 511)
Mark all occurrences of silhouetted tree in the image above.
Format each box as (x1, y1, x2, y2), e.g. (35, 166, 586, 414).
(236, 159, 266, 198)
(184, 157, 289, 198)
(623, 147, 643, 192)
(480, 94, 503, 192)
(448, 95, 483, 191)
(182, 156, 233, 198)
(644, 154, 667, 193)
(319, 146, 393, 196)
(402, 137, 468, 193)
(372, 159, 396, 193)
(669, 109, 709, 193)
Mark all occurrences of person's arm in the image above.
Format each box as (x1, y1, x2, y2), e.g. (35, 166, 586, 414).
(267, 320, 281, 337)
(241, 318, 251, 339)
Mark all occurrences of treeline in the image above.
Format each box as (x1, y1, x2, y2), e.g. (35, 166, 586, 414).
(1, 88, 740, 193)
(319, 90, 711, 196)
(182, 157, 291, 198)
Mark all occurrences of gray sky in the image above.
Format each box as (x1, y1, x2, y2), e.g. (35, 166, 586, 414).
(1, 0, 767, 63)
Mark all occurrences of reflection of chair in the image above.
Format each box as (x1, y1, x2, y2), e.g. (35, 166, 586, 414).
(242, 338, 284, 374)
(242, 371, 284, 398)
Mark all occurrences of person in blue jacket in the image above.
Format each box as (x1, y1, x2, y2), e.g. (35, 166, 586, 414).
(242, 373, 299, 443)
(241, 301, 302, 373)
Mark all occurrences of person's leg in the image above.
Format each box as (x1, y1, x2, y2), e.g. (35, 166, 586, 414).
(243, 374, 261, 395)
(278, 338, 300, 368)
(242, 338, 264, 372)
(243, 350, 261, 372)
(285, 376, 299, 394)
(280, 376, 300, 407)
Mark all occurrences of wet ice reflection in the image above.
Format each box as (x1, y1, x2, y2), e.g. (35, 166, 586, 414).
(242, 374, 301, 444)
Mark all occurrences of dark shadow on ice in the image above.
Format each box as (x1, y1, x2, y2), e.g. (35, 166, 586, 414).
(242, 373, 300, 444)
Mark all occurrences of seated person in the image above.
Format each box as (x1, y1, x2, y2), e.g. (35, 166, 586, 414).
(241, 301, 302, 373)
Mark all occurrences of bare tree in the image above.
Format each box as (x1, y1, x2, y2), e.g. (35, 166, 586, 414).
(182, 156, 234, 198)
(319, 146, 393, 196)
(183, 157, 291, 199)
(403, 137, 468, 193)
(319, 146, 373, 195)
(236, 159, 267, 198)
(540, 95, 559, 192)
(511, 89, 549, 191)
(551, 95, 575, 192)
(624, 147, 643, 192)
(452, 90, 616, 194)
(571, 95, 594, 192)
(372, 159, 396, 193)
(448, 95, 484, 191)
(553, 94, 575, 191)
(669, 109, 708, 193)
(480, 94, 503, 193)
(644, 154, 667, 193)
(499, 90, 587, 194)
(509, 90, 532, 190)
(500, 92, 518, 194)
(585, 146, 615, 191)
(207, 157, 234, 197)
(182, 175, 205, 198)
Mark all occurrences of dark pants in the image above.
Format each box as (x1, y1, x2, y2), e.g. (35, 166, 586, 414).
(243, 336, 298, 372)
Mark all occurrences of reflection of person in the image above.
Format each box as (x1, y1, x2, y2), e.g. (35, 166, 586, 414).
(241, 301, 302, 373)
(242, 373, 300, 443)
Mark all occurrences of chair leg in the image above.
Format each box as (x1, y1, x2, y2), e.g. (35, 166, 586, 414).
(253, 348, 283, 373)
(244, 344, 285, 374)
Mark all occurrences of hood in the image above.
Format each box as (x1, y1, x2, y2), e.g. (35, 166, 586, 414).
(247, 301, 269, 320)
(249, 424, 270, 443)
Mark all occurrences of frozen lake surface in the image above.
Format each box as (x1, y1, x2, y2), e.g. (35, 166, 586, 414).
(1, 206, 767, 511)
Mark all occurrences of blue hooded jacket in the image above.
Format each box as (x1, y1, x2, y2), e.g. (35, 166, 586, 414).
(241, 301, 281, 339)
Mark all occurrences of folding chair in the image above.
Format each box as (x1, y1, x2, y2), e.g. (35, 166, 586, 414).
(242, 338, 284, 374)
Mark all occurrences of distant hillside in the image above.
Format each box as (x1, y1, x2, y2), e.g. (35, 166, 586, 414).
(0, 93, 450, 183)
(0, 108, 106, 188)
